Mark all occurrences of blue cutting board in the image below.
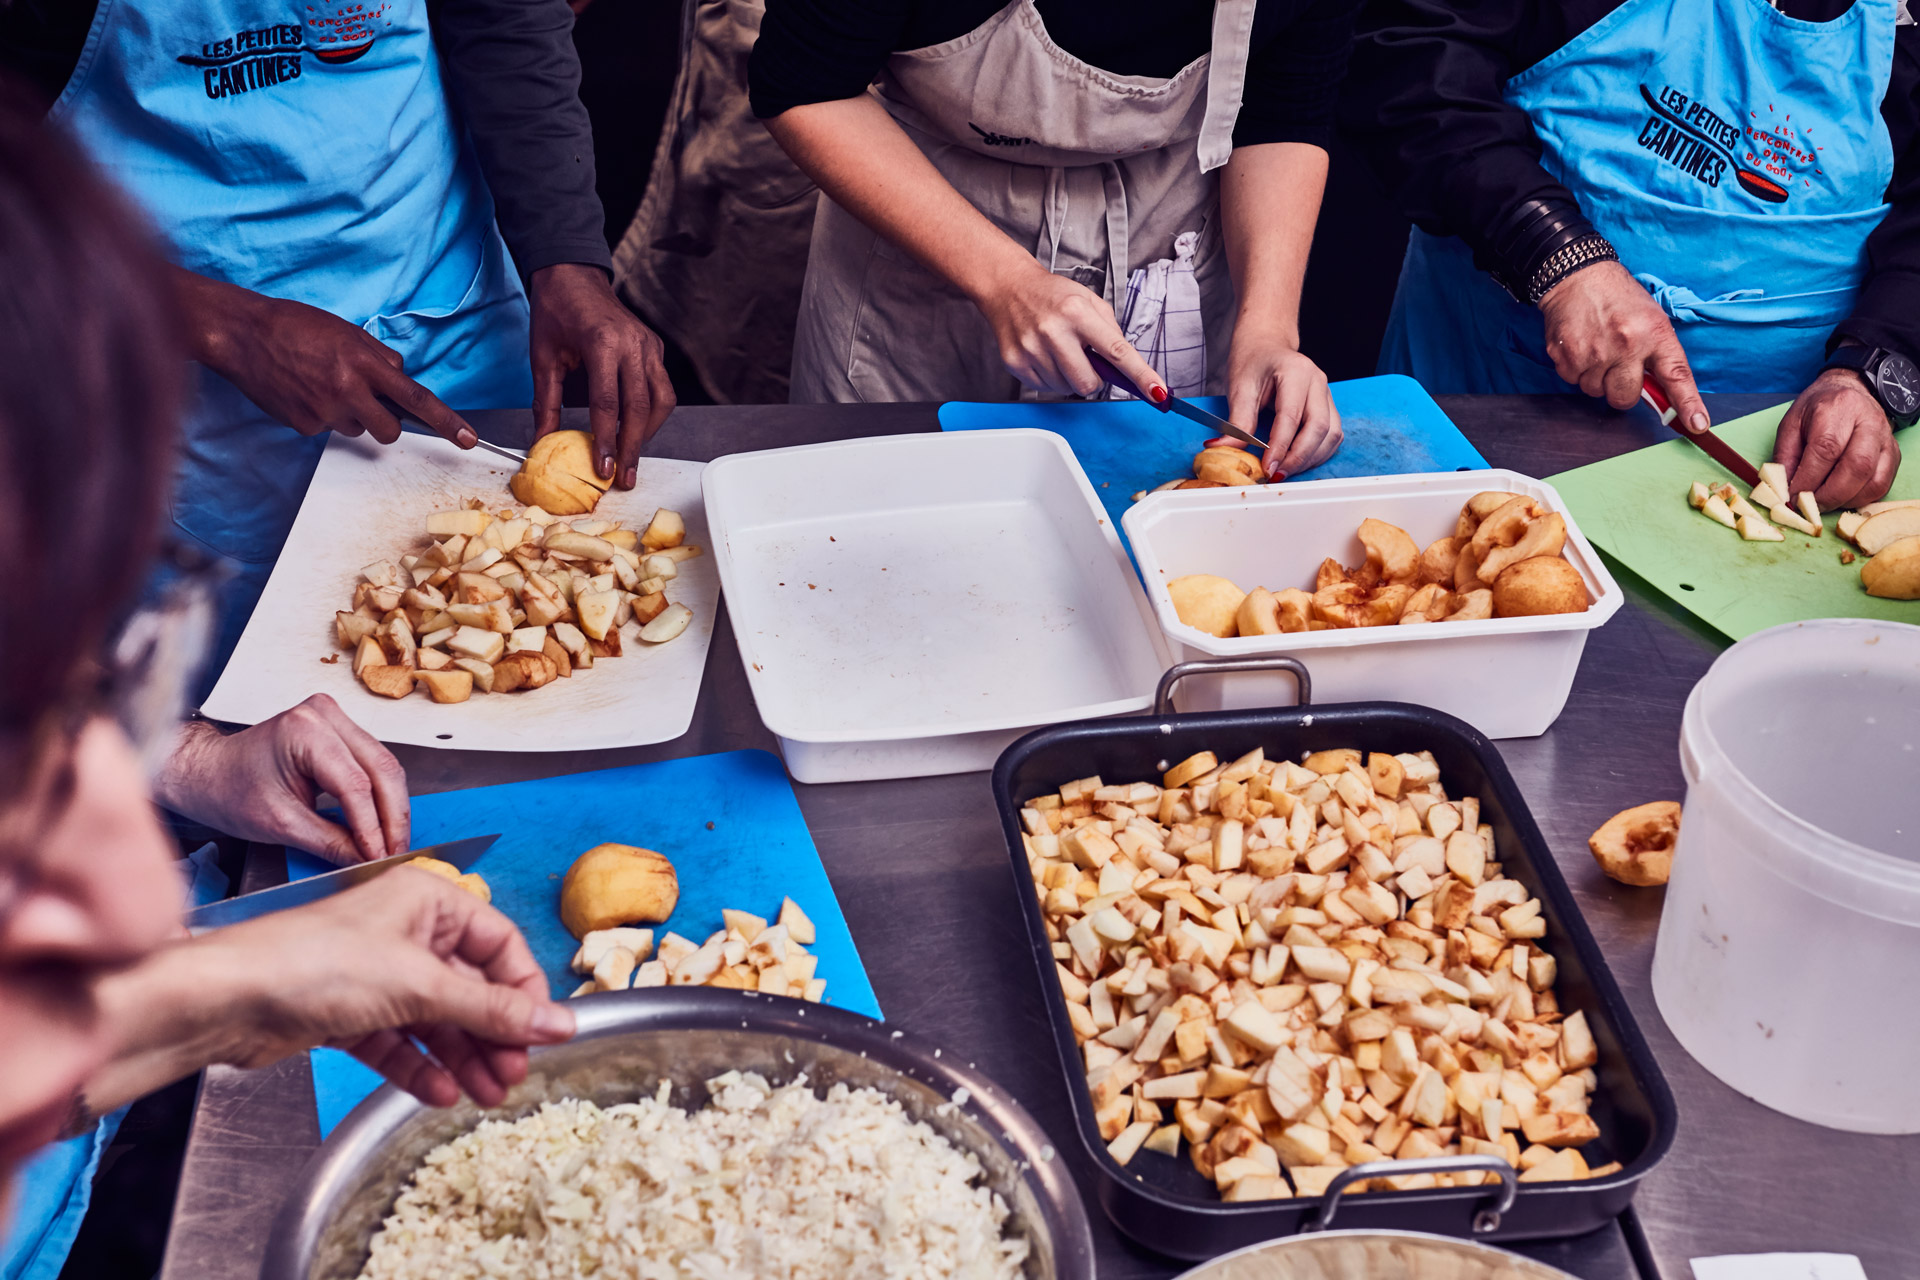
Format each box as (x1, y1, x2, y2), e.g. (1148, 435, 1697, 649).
(289, 749, 879, 1136)
(940, 374, 1488, 555)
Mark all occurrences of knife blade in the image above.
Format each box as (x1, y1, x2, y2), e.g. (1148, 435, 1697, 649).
(1083, 349, 1269, 455)
(1641, 378, 1760, 489)
(186, 834, 500, 930)
(374, 395, 527, 464)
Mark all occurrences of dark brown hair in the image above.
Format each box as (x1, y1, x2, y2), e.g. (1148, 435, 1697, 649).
(0, 83, 183, 748)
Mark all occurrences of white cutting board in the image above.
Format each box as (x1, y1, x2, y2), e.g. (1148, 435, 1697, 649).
(202, 432, 717, 751)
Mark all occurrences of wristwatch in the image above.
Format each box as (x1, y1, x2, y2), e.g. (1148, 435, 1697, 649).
(1825, 344, 1920, 428)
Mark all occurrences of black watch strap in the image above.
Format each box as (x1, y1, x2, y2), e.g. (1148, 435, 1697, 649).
(1826, 345, 1920, 428)
(1825, 344, 1876, 377)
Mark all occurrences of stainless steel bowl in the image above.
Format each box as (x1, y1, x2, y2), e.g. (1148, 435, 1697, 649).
(262, 988, 1095, 1280)
(1176, 1230, 1583, 1280)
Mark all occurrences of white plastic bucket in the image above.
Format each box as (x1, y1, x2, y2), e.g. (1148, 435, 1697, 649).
(1653, 618, 1920, 1133)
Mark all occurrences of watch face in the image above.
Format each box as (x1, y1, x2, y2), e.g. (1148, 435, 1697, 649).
(1876, 354, 1920, 418)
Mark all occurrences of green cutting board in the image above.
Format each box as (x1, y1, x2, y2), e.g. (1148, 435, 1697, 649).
(1549, 405, 1920, 641)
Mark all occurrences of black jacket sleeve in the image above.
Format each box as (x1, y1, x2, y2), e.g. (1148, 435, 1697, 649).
(1836, 25, 1920, 363)
(430, 0, 612, 278)
(1339, 0, 1597, 290)
(1234, 0, 1362, 150)
(750, 0, 920, 119)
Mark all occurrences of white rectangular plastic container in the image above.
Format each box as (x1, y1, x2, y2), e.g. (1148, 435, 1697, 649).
(1120, 470, 1621, 738)
(703, 430, 1172, 783)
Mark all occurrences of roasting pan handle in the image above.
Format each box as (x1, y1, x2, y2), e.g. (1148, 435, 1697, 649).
(1304, 1154, 1518, 1235)
(1152, 657, 1312, 716)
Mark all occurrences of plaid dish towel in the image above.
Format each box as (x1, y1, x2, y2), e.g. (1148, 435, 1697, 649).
(1117, 230, 1206, 399)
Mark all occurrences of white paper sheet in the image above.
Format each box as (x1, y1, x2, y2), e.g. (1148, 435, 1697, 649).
(1692, 1255, 1870, 1280)
(203, 432, 716, 751)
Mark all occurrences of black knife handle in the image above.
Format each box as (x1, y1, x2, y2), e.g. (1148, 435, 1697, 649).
(1084, 348, 1168, 410)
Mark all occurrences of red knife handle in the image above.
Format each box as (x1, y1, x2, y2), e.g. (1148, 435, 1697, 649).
(1639, 378, 1678, 427)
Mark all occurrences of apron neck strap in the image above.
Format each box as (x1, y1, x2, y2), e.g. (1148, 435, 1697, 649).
(1197, 0, 1259, 173)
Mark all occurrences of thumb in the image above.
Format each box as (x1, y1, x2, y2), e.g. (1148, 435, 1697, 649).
(1649, 333, 1709, 435)
(416, 963, 576, 1047)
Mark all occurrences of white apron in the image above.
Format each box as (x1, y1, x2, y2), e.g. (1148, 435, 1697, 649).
(789, 0, 1258, 403)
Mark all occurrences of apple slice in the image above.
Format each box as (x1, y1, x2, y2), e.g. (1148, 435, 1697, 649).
(1858, 498, 1920, 517)
(641, 508, 685, 550)
(361, 663, 415, 699)
(1737, 515, 1784, 542)
(1862, 535, 1920, 599)
(445, 626, 506, 663)
(1794, 491, 1824, 535)
(352, 635, 386, 677)
(544, 530, 616, 562)
(507, 625, 548, 655)
(1701, 495, 1737, 529)
(1748, 479, 1783, 512)
(1836, 510, 1868, 544)
(426, 509, 492, 538)
(451, 657, 496, 693)
(639, 603, 693, 644)
(1855, 506, 1920, 555)
(1769, 504, 1820, 536)
(1759, 462, 1790, 501)
(1687, 481, 1711, 510)
(413, 669, 473, 704)
(1727, 494, 1762, 522)
(551, 621, 588, 657)
(576, 589, 621, 641)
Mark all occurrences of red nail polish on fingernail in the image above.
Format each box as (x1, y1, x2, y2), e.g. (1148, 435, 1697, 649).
(1148, 384, 1169, 405)
(1266, 462, 1287, 482)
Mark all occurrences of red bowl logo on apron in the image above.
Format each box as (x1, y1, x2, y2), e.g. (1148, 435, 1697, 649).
(306, 2, 393, 64)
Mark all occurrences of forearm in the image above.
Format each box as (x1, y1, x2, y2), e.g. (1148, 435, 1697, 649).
(83, 939, 265, 1115)
(148, 719, 224, 825)
(1220, 143, 1328, 347)
(765, 96, 1040, 304)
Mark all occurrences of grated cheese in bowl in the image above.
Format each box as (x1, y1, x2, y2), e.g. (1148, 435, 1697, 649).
(355, 1071, 1031, 1280)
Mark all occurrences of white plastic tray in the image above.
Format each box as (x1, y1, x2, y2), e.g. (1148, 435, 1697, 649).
(703, 430, 1172, 783)
(1120, 470, 1622, 738)
(202, 432, 718, 751)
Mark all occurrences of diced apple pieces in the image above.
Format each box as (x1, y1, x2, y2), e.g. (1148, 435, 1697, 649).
(544, 530, 616, 562)
(353, 636, 386, 678)
(1759, 462, 1790, 501)
(451, 657, 496, 693)
(417, 647, 453, 671)
(1737, 515, 1784, 542)
(507, 625, 548, 655)
(1748, 480, 1783, 511)
(336, 612, 379, 650)
(492, 650, 558, 693)
(1686, 481, 1710, 510)
(1836, 510, 1868, 543)
(361, 560, 402, 588)
(1700, 495, 1737, 529)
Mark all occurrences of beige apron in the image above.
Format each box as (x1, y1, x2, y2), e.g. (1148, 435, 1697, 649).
(789, 0, 1258, 404)
(613, 0, 821, 405)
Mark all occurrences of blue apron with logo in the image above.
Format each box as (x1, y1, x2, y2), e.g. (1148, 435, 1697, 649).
(50, 0, 532, 674)
(1380, 0, 1896, 395)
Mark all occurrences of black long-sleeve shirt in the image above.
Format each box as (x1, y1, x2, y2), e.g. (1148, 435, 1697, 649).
(749, 0, 1363, 151)
(1341, 0, 1920, 361)
(0, 0, 610, 279)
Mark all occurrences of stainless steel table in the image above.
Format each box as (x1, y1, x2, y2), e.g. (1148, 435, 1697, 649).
(161, 397, 1914, 1280)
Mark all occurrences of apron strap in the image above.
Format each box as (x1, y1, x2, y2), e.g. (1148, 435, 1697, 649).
(1197, 0, 1259, 173)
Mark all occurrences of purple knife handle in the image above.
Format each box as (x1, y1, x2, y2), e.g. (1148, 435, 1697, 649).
(1085, 348, 1167, 409)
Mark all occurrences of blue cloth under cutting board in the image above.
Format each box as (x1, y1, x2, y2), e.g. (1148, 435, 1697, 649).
(289, 749, 880, 1137)
(939, 374, 1488, 558)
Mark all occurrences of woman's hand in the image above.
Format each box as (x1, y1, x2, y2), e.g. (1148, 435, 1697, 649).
(974, 265, 1166, 399)
(1538, 260, 1710, 432)
(1222, 328, 1342, 480)
(90, 871, 574, 1112)
(151, 695, 409, 865)
(1773, 366, 1901, 509)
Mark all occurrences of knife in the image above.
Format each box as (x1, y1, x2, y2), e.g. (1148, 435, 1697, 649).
(1084, 350, 1270, 455)
(375, 395, 527, 465)
(1641, 378, 1760, 489)
(186, 834, 500, 930)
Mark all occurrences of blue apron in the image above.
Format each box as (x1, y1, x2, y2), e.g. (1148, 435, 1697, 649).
(50, 0, 533, 676)
(1380, 0, 1897, 395)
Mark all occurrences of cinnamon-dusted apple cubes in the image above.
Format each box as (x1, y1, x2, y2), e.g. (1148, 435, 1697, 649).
(337, 497, 700, 703)
(1019, 747, 1618, 1200)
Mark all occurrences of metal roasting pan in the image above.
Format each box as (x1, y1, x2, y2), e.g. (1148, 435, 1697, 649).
(990, 657, 1675, 1261)
(260, 988, 1096, 1280)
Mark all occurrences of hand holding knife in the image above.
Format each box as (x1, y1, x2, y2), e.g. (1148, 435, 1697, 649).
(1082, 349, 1270, 456)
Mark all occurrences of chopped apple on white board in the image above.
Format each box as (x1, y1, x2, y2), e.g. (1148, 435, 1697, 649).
(639, 603, 693, 644)
(426, 509, 492, 538)
(641, 508, 685, 550)
(507, 625, 547, 655)
(576, 589, 621, 641)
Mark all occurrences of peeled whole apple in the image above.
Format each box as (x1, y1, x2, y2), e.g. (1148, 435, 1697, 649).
(560, 844, 680, 938)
